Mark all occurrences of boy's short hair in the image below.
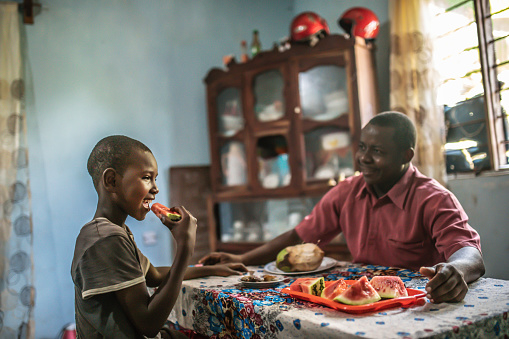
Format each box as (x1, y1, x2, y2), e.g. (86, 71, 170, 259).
(87, 135, 151, 188)
(368, 111, 416, 151)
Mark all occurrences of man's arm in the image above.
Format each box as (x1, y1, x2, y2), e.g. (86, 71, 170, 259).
(419, 246, 485, 303)
(145, 263, 249, 285)
(199, 228, 303, 266)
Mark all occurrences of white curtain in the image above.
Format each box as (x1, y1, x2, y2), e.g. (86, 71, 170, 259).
(389, 0, 447, 185)
(0, 3, 35, 338)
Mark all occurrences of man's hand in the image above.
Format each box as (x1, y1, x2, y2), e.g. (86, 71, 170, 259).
(206, 263, 249, 277)
(198, 252, 242, 265)
(419, 264, 468, 303)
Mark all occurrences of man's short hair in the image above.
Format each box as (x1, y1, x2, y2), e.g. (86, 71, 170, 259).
(367, 111, 416, 150)
(87, 135, 151, 188)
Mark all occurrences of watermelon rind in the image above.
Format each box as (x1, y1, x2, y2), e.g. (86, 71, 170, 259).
(167, 212, 182, 221)
(334, 276, 381, 305)
(370, 276, 408, 298)
(299, 277, 325, 296)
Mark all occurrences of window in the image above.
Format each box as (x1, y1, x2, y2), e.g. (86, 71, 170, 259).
(431, 0, 509, 173)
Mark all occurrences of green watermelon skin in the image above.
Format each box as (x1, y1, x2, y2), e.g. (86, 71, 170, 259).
(370, 276, 408, 298)
(321, 279, 348, 300)
(334, 276, 381, 305)
(290, 277, 324, 296)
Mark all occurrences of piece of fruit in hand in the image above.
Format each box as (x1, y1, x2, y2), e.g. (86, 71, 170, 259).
(151, 203, 182, 221)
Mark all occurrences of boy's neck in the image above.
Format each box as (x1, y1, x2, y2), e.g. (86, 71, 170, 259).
(94, 198, 127, 227)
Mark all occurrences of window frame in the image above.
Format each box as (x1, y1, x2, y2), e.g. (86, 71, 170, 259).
(474, 0, 508, 171)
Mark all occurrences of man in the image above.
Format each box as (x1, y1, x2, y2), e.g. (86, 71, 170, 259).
(200, 112, 485, 303)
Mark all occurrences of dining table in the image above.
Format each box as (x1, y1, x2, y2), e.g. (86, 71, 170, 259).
(167, 261, 509, 338)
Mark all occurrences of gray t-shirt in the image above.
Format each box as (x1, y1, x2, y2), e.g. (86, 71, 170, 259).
(71, 217, 154, 338)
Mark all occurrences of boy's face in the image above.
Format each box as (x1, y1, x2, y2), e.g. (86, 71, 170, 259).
(115, 149, 159, 221)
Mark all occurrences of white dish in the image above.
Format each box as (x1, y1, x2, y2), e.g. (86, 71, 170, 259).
(264, 257, 338, 275)
(239, 277, 285, 288)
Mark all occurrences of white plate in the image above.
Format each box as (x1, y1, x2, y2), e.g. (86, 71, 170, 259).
(239, 277, 285, 288)
(264, 257, 338, 275)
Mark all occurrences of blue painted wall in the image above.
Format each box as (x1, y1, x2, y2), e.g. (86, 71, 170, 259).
(23, 1, 390, 337)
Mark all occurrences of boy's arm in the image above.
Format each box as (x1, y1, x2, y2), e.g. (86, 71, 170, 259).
(115, 207, 196, 338)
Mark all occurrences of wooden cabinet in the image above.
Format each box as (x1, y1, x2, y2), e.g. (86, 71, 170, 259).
(204, 35, 378, 259)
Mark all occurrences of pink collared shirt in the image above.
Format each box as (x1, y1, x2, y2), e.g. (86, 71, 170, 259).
(295, 164, 481, 271)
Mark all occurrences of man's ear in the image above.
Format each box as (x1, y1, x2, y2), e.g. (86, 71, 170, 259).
(102, 168, 118, 192)
(404, 147, 415, 163)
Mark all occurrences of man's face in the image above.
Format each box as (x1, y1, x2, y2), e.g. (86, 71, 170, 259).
(115, 149, 159, 221)
(355, 124, 410, 197)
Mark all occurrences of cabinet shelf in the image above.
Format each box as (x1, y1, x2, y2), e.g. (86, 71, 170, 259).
(204, 34, 379, 258)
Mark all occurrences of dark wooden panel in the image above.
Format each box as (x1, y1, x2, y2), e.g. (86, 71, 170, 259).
(170, 165, 212, 264)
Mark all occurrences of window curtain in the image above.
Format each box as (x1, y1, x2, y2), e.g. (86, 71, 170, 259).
(389, 0, 447, 184)
(0, 3, 35, 338)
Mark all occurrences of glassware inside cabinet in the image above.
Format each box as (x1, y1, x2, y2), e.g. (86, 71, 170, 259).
(304, 127, 354, 181)
(217, 196, 321, 243)
(256, 135, 291, 189)
(253, 69, 285, 122)
(217, 87, 244, 136)
(299, 65, 349, 121)
(220, 141, 247, 186)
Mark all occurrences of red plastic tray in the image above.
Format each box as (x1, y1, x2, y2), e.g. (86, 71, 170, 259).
(281, 280, 426, 314)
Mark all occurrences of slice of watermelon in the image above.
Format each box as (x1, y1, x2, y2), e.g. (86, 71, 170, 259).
(151, 203, 182, 221)
(369, 276, 408, 298)
(321, 279, 348, 300)
(334, 276, 381, 305)
(289, 277, 324, 296)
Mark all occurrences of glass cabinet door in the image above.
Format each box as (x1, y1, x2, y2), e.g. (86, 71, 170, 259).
(216, 196, 321, 243)
(299, 65, 349, 121)
(217, 87, 244, 136)
(253, 70, 285, 122)
(220, 141, 247, 186)
(256, 135, 291, 189)
(304, 127, 354, 181)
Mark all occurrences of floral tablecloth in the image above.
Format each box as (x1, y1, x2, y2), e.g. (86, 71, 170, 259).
(168, 263, 509, 338)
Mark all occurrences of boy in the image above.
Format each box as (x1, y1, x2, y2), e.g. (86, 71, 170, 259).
(72, 135, 247, 338)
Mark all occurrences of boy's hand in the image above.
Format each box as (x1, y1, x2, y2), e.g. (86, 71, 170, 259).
(419, 264, 468, 303)
(159, 206, 197, 247)
(199, 252, 243, 265)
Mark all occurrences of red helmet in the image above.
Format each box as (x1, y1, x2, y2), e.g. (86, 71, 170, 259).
(339, 7, 380, 40)
(290, 12, 330, 42)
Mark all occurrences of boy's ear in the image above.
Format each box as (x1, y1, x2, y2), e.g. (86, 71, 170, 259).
(102, 168, 118, 192)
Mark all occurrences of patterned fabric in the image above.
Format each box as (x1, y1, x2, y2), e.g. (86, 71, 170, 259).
(169, 263, 509, 338)
(0, 3, 34, 338)
(389, 0, 447, 185)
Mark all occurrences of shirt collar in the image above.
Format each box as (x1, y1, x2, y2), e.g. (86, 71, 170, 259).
(356, 164, 416, 209)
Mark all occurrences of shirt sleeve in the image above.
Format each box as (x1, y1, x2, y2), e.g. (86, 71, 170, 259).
(78, 235, 146, 299)
(427, 190, 482, 260)
(295, 183, 344, 246)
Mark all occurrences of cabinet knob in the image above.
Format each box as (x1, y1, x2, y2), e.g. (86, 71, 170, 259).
(294, 107, 301, 114)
